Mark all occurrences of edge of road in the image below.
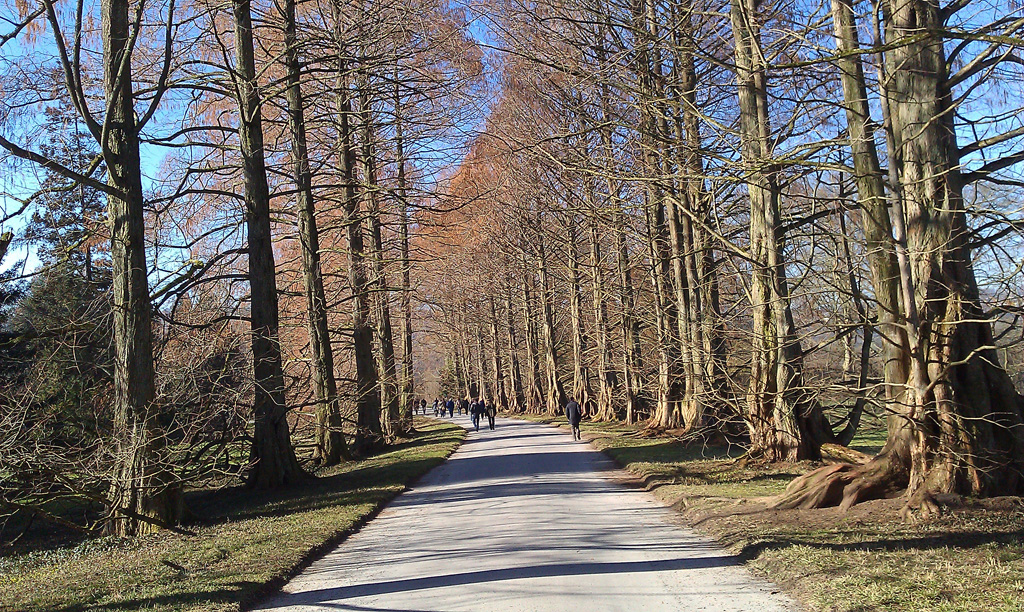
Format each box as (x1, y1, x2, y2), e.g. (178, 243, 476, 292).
(242, 421, 467, 611)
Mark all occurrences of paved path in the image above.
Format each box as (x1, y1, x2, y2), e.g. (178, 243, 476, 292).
(255, 416, 799, 612)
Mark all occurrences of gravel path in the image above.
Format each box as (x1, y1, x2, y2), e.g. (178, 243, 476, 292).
(254, 416, 800, 612)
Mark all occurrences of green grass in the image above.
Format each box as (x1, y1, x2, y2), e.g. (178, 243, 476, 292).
(514, 412, 1024, 612)
(0, 419, 465, 612)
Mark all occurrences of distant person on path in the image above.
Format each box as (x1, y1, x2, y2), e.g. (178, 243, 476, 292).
(433, 399, 440, 417)
(470, 398, 483, 431)
(565, 398, 583, 441)
(460, 398, 470, 416)
(485, 399, 496, 430)
(447, 398, 455, 418)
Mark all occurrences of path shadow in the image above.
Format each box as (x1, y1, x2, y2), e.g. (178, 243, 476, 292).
(259, 556, 736, 608)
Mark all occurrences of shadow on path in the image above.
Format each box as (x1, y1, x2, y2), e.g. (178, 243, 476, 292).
(259, 556, 736, 608)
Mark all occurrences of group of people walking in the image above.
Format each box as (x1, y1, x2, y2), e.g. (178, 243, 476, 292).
(415, 395, 497, 432)
(415, 395, 583, 440)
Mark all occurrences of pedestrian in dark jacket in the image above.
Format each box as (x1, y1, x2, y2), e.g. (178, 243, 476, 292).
(470, 399, 483, 431)
(565, 399, 583, 440)
(485, 399, 496, 430)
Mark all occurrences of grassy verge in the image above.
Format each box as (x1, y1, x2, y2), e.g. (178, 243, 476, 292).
(515, 413, 1024, 612)
(0, 418, 464, 612)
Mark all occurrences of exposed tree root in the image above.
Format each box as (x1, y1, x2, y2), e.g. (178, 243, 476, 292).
(771, 452, 907, 511)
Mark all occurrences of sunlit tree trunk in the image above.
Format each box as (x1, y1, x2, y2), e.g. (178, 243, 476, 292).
(282, 0, 348, 466)
(538, 230, 567, 413)
(778, 0, 1024, 511)
(101, 0, 181, 534)
(357, 73, 400, 441)
(489, 296, 509, 410)
(567, 223, 594, 414)
(505, 286, 526, 412)
(233, 0, 306, 487)
(394, 76, 415, 433)
(589, 219, 617, 421)
(521, 264, 545, 412)
(730, 0, 821, 461)
(331, 24, 381, 455)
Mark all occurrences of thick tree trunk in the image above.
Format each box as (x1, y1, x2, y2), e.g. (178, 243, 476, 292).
(489, 296, 509, 410)
(730, 0, 821, 461)
(358, 80, 400, 442)
(777, 0, 1024, 513)
(334, 49, 381, 457)
(504, 287, 526, 412)
(538, 235, 567, 414)
(521, 267, 545, 413)
(635, 0, 684, 429)
(233, 0, 306, 488)
(282, 0, 348, 466)
(395, 80, 415, 433)
(616, 207, 644, 424)
(595, 16, 640, 423)
(589, 220, 617, 421)
(567, 224, 595, 414)
(100, 0, 181, 536)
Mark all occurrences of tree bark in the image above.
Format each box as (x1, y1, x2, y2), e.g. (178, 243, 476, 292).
(233, 0, 306, 488)
(357, 84, 400, 442)
(567, 223, 594, 414)
(489, 296, 509, 410)
(282, 0, 348, 466)
(730, 0, 821, 461)
(504, 286, 526, 412)
(521, 264, 545, 412)
(537, 230, 567, 414)
(589, 219, 617, 421)
(98, 0, 182, 536)
(776, 0, 1024, 513)
(395, 76, 415, 433)
(333, 37, 382, 457)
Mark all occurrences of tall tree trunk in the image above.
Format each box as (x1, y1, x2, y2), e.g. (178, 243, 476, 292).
(233, 0, 306, 487)
(333, 32, 381, 456)
(489, 296, 509, 410)
(616, 209, 645, 424)
(595, 9, 639, 423)
(567, 223, 595, 414)
(635, 0, 684, 428)
(282, 0, 348, 466)
(521, 265, 545, 412)
(589, 219, 617, 421)
(101, 0, 181, 534)
(394, 76, 414, 433)
(777, 0, 1024, 514)
(730, 0, 821, 461)
(538, 231, 567, 414)
(357, 87, 400, 442)
(475, 322, 489, 400)
(505, 285, 526, 412)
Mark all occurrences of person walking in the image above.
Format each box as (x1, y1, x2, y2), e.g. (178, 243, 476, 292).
(485, 399, 496, 430)
(565, 398, 583, 441)
(470, 399, 483, 431)
(447, 398, 455, 418)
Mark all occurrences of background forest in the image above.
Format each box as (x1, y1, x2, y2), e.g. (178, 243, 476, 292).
(1, 0, 1024, 559)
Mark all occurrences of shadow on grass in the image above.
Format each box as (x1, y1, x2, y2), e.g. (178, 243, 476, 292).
(46, 582, 261, 612)
(187, 427, 465, 524)
(734, 528, 1024, 562)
